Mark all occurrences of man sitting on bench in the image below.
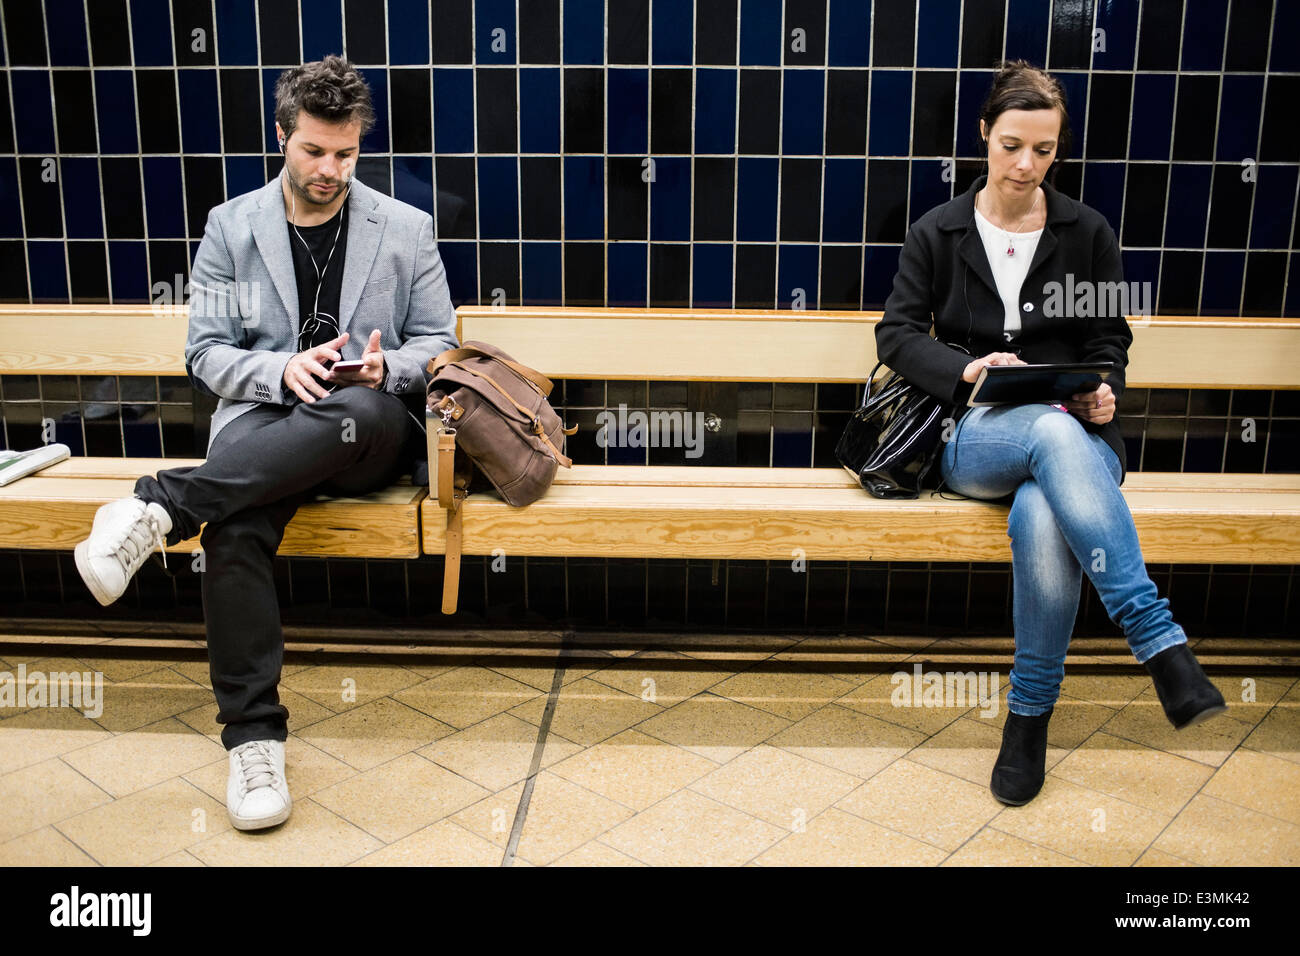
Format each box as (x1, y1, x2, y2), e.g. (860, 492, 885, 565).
(74, 56, 458, 831)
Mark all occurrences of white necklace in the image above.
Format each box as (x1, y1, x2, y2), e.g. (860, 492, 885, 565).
(981, 188, 1041, 257)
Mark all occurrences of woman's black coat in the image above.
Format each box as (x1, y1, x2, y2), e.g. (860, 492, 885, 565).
(875, 174, 1133, 476)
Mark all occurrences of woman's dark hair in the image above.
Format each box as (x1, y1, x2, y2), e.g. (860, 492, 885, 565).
(978, 60, 1071, 161)
(274, 55, 375, 142)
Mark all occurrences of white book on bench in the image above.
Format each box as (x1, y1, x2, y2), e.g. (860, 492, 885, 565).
(0, 443, 71, 486)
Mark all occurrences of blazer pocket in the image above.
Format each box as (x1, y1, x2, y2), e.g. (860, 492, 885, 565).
(359, 274, 397, 299)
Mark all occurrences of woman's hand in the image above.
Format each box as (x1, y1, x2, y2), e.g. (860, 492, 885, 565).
(961, 351, 1027, 383)
(1066, 381, 1116, 424)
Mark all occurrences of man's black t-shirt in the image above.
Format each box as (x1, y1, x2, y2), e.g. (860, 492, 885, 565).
(287, 200, 348, 352)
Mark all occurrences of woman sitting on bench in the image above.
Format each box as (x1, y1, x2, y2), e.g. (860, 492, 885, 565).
(875, 61, 1227, 807)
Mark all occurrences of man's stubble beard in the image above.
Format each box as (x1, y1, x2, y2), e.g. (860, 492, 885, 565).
(285, 162, 346, 208)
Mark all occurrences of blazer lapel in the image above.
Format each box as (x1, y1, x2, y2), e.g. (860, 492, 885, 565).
(249, 180, 299, 326)
(338, 181, 387, 337)
(941, 176, 1000, 300)
(957, 227, 999, 300)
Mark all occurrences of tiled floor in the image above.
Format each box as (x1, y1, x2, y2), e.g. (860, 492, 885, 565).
(1, 634, 1297, 866)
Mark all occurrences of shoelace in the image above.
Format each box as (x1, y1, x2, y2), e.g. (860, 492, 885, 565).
(110, 506, 168, 571)
(235, 742, 279, 792)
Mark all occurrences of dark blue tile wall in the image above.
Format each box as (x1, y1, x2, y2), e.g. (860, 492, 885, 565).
(0, 0, 1293, 312)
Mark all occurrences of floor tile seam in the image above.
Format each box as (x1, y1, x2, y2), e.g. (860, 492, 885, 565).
(46, 818, 126, 868)
(1040, 725, 1208, 820)
(45, 749, 120, 809)
(349, 815, 497, 864)
(50, 773, 235, 864)
(738, 802, 957, 867)
(705, 686, 866, 725)
(681, 768, 861, 834)
(1089, 714, 1240, 769)
(579, 667, 735, 707)
(1137, 794, 1294, 866)
(544, 738, 727, 817)
(291, 693, 461, 743)
(835, 698, 977, 736)
(828, 794, 977, 856)
(628, 712, 784, 765)
(417, 717, 589, 787)
(980, 821, 1106, 867)
(936, 822, 1005, 866)
(595, 785, 791, 868)
(1122, 784, 1214, 866)
(1186, 777, 1300, 832)
(313, 746, 495, 811)
(385, 679, 552, 727)
(986, 759, 1186, 868)
(764, 734, 923, 783)
(623, 688, 801, 746)
(501, 638, 570, 867)
(932, 819, 1093, 866)
(532, 738, 814, 862)
(182, 794, 382, 864)
(58, 744, 223, 802)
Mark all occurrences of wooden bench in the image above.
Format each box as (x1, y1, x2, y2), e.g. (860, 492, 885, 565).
(0, 307, 425, 559)
(0, 306, 1298, 599)
(421, 307, 1300, 580)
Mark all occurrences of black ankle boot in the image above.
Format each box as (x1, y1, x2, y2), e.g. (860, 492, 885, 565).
(991, 709, 1052, 806)
(1144, 643, 1227, 730)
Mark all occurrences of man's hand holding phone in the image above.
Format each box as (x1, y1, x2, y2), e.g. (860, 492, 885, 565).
(326, 329, 385, 390)
(283, 331, 349, 403)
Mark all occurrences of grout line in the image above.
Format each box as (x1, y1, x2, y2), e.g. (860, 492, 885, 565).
(500, 630, 570, 866)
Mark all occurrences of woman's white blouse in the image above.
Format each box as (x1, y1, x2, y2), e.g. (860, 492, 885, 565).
(973, 206, 1044, 338)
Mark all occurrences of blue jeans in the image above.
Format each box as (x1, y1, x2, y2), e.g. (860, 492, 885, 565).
(940, 403, 1187, 717)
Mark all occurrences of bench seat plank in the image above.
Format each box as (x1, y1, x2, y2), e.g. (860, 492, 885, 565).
(550, 465, 1300, 495)
(0, 458, 426, 558)
(421, 467, 1300, 564)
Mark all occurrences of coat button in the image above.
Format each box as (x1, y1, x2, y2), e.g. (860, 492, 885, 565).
(1022, 302, 1034, 312)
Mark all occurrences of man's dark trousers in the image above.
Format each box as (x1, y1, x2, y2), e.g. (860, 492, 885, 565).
(135, 386, 415, 750)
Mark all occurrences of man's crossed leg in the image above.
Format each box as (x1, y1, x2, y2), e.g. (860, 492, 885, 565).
(75, 387, 416, 830)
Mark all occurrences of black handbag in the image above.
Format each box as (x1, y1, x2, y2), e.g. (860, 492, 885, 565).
(836, 361, 957, 499)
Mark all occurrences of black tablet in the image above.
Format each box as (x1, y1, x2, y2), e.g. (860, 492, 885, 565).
(967, 362, 1115, 407)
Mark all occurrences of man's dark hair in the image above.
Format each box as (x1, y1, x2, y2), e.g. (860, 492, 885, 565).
(274, 55, 375, 142)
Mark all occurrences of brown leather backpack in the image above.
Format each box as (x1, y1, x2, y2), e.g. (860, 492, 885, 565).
(425, 342, 576, 613)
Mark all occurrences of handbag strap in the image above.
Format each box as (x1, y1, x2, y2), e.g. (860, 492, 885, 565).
(441, 489, 465, 615)
(861, 361, 886, 405)
(454, 364, 574, 468)
(429, 347, 556, 396)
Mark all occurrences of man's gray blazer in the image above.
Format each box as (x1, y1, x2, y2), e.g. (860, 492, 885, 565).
(185, 175, 459, 449)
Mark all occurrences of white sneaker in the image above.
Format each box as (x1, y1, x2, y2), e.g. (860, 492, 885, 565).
(73, 496, 173, 606)
(226, 739, 292, 831)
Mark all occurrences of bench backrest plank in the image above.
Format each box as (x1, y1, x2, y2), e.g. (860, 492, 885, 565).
(457, 307, 1300, 389)
(2, 306, 1297, 389)
(0, 308, 188, 375)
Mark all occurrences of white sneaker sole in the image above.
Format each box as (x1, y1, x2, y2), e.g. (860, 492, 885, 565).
(74, 540, 117, 607)
(228, 802, 292, 831)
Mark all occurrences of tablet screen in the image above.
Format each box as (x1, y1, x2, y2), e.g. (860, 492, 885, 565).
(968, 363, 1115, 407)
